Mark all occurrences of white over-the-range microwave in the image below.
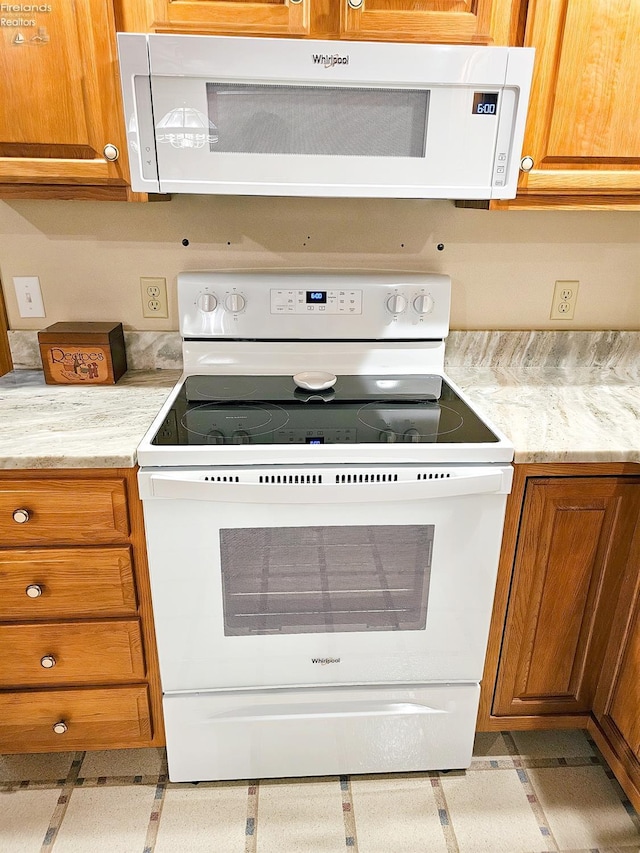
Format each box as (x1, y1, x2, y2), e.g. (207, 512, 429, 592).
(116, 34, 534, 200)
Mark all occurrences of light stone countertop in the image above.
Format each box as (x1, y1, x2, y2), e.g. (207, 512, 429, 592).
(0, 369, 180, 470)
(1, 328, 640, 469)
(449, 366, 640, 465)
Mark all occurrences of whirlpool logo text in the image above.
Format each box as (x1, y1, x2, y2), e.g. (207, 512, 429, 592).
(312, 54, 350, 68)
(311, 657, 341, 665)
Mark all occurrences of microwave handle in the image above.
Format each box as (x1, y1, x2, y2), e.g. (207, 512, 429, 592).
(146, 469, 509, 503)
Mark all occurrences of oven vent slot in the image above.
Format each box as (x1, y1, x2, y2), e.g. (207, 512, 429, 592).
(204, 475, 240, 482)
(335, 472, 399, 484)
(416, 472, 452, 480)
(258, 474, 323, 484)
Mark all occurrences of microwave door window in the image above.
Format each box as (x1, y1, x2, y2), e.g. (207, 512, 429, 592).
(219, 524, 434, 637)
(205, 84, 429, 158)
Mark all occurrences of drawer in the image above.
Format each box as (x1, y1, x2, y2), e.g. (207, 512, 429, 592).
(0, 547, 137, 620)
(0, 478, 129, 546)
(0, 620, 145, 687)
(0, 685, 151, 753)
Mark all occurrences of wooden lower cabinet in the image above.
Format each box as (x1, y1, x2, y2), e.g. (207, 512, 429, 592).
(0, 468, 164, 752)
(479, 462, 640, 811)
(590, 522, 640, 810)
(0, 686, 152, 753)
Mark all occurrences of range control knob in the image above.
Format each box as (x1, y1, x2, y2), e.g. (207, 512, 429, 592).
(413, 294, 434, 315)
(224, 293, 246, 313)
(404, 428, 421, 443)
(385, 294, 407, 315)
(379, 430, 398, 443)
(207, 430, 225, 445)
(232, 430, 250, 445)
(197, 293, 218, 313)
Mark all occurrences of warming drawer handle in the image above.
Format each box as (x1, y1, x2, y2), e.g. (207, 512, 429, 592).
(147, 470, 507, 503)
(207, 701, 444, 724)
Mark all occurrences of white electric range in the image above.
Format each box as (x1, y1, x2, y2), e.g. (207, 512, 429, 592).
(137, 271, 513, 782)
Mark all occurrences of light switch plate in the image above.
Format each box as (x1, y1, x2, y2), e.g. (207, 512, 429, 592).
(13, 276, 46, 318)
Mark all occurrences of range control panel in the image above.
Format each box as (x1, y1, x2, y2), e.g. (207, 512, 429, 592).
(270, 288, 363, 315)
(179, 271, 451, 340)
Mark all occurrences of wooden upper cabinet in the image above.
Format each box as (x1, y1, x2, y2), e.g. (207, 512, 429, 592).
(341, 0, 504, 44)
(501, 0, 640, 207)
(117, 0, 312, 37)
(0, 0, 136, 199)
(116, 0, 519, 43)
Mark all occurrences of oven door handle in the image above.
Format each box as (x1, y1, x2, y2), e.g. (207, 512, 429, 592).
(145, 469, 509, 503)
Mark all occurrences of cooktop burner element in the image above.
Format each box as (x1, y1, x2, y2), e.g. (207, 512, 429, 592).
(152, 374, 499, 447)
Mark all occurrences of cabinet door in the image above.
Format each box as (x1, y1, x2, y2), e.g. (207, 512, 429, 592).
(117, 0, 518, 42)
(513, 0, 640, 204)
(120, 0, 310, 37)
(0, 0, 132, 197)
(493, 477, 640, 717)
(606, 608, 640, 760)
(593, 522, 640, 764)
(341, 0, 512, 44)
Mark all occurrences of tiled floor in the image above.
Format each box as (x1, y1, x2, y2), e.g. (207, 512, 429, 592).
(1, 730, 638, 852)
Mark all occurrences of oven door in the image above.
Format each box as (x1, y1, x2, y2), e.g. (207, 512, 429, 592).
(138, 464, 512, 692)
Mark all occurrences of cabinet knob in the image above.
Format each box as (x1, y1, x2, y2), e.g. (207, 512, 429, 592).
(52, 721, 68, 735)
(348, 0, 364, 7)
(520, 155, 534, 172)
(103, 143, 120, 162)
(40, 655, 56, 669)
(12, 508, 30, 524)
(25, 584, 43, 598)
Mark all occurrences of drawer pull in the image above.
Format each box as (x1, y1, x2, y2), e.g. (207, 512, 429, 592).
(52, 721, 68, 735)
(40, 655, 56, 669)
(25, 584, 43, 598)
(12, 509, 30, 524)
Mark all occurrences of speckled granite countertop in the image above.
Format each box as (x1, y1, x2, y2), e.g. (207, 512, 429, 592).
(0, 369, 180, 469)
(1, 330, 639, 469)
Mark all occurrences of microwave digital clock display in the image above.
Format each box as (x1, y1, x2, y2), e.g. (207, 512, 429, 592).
(472, 93, 499, 115)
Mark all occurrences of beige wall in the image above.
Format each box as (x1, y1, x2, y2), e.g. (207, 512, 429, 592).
(0, 196, 639, 331)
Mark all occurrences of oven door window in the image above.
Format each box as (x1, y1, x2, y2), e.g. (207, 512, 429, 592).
(220, 525, 433, 636)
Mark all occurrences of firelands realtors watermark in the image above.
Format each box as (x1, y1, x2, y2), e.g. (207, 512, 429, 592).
(1, 4, 51, 28)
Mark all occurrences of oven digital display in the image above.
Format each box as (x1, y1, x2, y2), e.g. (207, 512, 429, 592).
(305, 437, 325, 444)
(306, 291, 327, 304)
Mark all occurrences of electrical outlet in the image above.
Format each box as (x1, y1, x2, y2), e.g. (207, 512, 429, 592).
(550, 280, 579, 320)
(13, 276, 46, 318)
(141, 277, 168, 319)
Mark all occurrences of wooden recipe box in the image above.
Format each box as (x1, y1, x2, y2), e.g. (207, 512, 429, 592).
(38, 322, 127, 385)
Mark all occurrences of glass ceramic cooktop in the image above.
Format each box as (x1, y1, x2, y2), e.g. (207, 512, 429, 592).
(152, 374, 499, 447)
